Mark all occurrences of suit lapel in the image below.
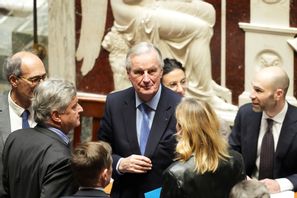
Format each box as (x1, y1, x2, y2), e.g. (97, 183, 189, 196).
(0, 93, 12, 142)
(245, 110, 262, 168)
(122, 90, 141, 154)
(145, 88, 174, 157)
(275, 104, 297, 159)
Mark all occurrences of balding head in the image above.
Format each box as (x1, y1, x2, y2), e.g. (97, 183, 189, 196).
(4, 51, 46, 108)
(255, 66, 289, 97)
(4, 51, 45, 81)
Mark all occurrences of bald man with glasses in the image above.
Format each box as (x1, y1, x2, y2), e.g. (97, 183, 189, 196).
(0, 51, 46, 196)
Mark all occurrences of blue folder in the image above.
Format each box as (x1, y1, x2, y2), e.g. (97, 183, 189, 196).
(144, 187, 162, 198)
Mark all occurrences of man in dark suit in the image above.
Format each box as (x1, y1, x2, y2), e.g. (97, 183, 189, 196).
(61, 141, 112, 198)
(229, 66, 297, 193)
(98, 42, 181, 198)
(2, 79, 83, 198)
(0, 51, 46, 196)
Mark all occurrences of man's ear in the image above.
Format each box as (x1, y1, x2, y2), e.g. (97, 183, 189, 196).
(100, 168, 111, 188)
(51, 111, 61, 123)
(159, 68, 163, 77)
(9, 75, 18, 88)
(275, 88, 284, 101)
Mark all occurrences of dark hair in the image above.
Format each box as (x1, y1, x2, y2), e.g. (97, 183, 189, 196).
(163, 58, 184, 76)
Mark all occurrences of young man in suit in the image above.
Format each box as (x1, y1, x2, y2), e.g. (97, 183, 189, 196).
(62, 141, 112, 198)
(229, 66, 297, 193)
(0, 51, 46, 196)
(2, 79, 83, 198)
(98, 42, 181, 198)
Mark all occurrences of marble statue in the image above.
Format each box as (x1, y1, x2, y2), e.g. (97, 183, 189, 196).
(102, 0, 237, 111)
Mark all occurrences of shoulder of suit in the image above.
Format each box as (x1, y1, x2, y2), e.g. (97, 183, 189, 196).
(107, 87, 133, 99)
(161, 86, 182, 102)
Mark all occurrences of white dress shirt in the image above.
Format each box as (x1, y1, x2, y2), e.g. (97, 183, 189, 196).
(252, 102, 293, 191)
(8, 91, 37, 132)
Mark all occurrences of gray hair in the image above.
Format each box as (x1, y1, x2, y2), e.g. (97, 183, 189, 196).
(32, 79, 77, 124)
(3, 56, 22, 80)
(229, 180, 270, 198)
(125, 42, 163, 71)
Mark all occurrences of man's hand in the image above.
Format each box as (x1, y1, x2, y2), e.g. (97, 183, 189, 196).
(260, 179, 280, 193)
(119, 154, 152, 174)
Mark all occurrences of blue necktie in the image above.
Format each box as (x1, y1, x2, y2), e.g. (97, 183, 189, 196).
(139, 103, 151, 155)
(22, 110, 30, 129)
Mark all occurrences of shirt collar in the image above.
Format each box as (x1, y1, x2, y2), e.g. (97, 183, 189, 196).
(263, 102, 288, 124)
(79, 187, 105, 191)
(47, 126, 70, 145)
(135, 85, 162, 110)
(8, 90, 33, 116)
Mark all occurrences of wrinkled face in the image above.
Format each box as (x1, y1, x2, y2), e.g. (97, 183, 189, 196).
(60, 96, 83, 133)
(162, 68, 187, 96)
(250, 75, 276, 113)
(14, 57, 46, 101)
(127, 50, 163, 102)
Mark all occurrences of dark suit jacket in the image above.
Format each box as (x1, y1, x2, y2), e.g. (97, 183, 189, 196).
(0, 92, 11, 197)
(61, 189, 109, 198)
(2, 125, 77, 198)
(98, 86, 181, 198)
(161, 149, 246, 198)
(229, 103, 297, 190)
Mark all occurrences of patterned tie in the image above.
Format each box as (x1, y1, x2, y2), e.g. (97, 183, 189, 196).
(259, 118, 274, 179)
(22, 109, 30, 129)
(139, 103, 151, 155)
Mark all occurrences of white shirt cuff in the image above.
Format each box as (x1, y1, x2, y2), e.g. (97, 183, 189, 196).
(116, 158, 124, 175)
(275, 178, 294, 192)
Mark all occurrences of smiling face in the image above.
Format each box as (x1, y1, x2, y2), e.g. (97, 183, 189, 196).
(127, 49, 163, 102)
(249, 67, 286, 116)
(250, 77, 276, 113)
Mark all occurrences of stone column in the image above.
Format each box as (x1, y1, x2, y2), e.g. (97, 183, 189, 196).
(239, 0, 297, 106)
(48, 0, 75, 83)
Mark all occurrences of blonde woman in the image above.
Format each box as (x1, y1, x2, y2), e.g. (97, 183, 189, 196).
(161, 98, 245, 198)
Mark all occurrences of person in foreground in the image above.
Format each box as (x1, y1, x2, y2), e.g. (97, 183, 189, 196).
(61, 141, 112, 198)
(2, 79, 83, 198)
(162, 58, 186, 97)
(229, 179, 270, 198)
(161, 97, 246, 198)
(229, 66, 297, 193)
(98, 42, 181, 198)
(0, 51, 46, 196)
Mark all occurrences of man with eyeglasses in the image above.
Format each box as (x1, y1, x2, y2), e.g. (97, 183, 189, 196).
(3, 79, 83, 198)
(0, 51, 46, 196)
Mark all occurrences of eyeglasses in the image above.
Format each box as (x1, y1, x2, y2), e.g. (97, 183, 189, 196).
(18, 74, 47, 85)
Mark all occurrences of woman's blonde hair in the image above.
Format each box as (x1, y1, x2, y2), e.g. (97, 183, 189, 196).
(175, 97, 230, 174)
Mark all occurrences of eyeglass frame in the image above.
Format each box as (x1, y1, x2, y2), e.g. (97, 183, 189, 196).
(17, 73, 47, 85)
